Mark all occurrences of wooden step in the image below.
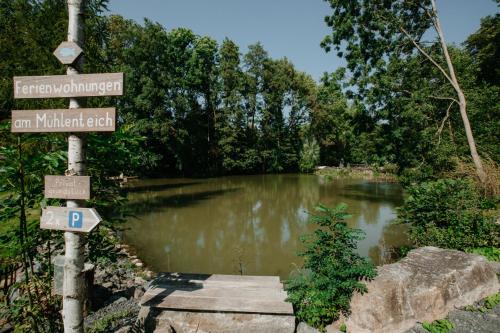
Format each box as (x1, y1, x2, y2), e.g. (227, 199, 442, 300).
(141, 273, 294, 315)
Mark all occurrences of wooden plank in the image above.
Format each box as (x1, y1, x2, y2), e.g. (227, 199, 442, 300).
(141, 285, 288, 304)
(53, 41, 83, 65)
(142, 294, 294, 315)
(14, 73, 123, 98)
(11, 108, 115, 133)
(45, 175, 90, 200)
(156, 273, 281, 284)
(40, 206, 102, 233)
(152, 279, 283, 290)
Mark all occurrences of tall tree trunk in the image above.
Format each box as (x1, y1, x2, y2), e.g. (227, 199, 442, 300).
(431, 0, 487, 184)
(63, 1, 86, 332)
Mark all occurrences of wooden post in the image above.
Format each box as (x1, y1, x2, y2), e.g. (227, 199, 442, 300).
(63, 1, 86, 332)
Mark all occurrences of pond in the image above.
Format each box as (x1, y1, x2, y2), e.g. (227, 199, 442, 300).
(122, 174, 407, 280)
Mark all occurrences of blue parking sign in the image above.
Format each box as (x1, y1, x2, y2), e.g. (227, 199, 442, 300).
(68, 211, 83, 228)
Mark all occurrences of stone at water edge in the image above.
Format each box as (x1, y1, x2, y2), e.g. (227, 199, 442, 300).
(327, 247, 500, 333)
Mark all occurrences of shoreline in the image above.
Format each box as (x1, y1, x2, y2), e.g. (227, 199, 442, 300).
(315, 165, 398, 182)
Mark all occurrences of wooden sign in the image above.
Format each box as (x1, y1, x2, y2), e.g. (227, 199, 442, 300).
(14, 73, 123, 99)
(40, 206, 102, 232)
(45, 176, 90, 200)
(11, 108, 115, 133)
(53, 41, 83, 65)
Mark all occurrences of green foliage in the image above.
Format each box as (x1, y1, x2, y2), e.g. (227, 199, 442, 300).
(85, 310, 134, 333)
(422, 319, 454, 333)
(484, 292, 500, 310)
(339, 323, 347, 332)
(285, 204, 376, 331)
(0, 2, 150, 330)
(398, 179, 498, 250)
(103, 17, 316, 176)
(2, 276, 63, 333)
(299, 137, 320, 173)
(466, 247, 500, 262)
(319, 0, 499, 179)
(466, 13, 500, 86)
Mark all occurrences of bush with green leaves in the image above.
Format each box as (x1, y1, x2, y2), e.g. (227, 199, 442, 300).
(466, 247, 500, 262)
(398, 178, 498, 250)
(285, 204, 376, 331)
(299, 137, 320, 173)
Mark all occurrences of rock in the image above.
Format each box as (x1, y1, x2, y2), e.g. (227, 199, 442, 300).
(134, 286, 145, 300)
(114, 326, 131, 333)
(85, 298, 140, 330)
(446, 305, 500, 333)
(296, 322, 321, 333)
(114, 297, 128, 304)
(134, 276, 146, 285)
(329, 247, 500, 333)
(489, 261, 500, 274)
(143, 309, 295, 333)
(102, 281, 114, 289)
(403, 323, 427, 333)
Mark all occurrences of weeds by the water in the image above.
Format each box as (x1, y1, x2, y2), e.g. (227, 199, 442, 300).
(315, 166, 397, 182)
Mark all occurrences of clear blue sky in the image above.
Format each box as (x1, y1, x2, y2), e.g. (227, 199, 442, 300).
(108, 0, 498, 81)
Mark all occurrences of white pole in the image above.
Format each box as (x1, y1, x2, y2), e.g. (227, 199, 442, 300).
(63, 1, 86, 332)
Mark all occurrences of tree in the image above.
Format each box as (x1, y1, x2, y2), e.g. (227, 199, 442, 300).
(311, 70, 353, 166)
(218, 38, 247, 173)
(321, 0, 487, 183)
(466, 13, 500, 86)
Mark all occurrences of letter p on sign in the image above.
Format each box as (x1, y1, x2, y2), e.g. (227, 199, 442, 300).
(69, 211, 83, 228)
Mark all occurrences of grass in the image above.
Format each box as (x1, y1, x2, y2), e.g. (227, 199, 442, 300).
(463, 292, 500, 313)
(422, 319, 454, 333)
(484, 292, 500, 310)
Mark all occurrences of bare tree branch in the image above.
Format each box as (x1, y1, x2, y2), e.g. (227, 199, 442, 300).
(429, 95, 459, 104)
(398, 25, 456, 88)
(436, 100, 455, 144)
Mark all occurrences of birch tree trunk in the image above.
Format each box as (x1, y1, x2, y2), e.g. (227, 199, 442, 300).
(431, 0, 487, 184)
(63, 1, 86, 332)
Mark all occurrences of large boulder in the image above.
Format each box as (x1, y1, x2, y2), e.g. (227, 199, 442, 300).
(330, 247, 499, 333)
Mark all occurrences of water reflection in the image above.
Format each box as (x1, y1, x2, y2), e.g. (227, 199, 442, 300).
(122, 174, 407, 280)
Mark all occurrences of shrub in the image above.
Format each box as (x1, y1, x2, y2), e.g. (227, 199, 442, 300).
(299, 138, 320, 173)
(285, 204, 376, 331)
(466, 247, 500, 262)
(398, 178, 498, 250)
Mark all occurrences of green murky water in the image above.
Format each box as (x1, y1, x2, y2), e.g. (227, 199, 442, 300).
(122, 174, 407, 279)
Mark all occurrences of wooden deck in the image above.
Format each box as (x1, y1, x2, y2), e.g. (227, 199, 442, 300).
(140, 273, 294, 315)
